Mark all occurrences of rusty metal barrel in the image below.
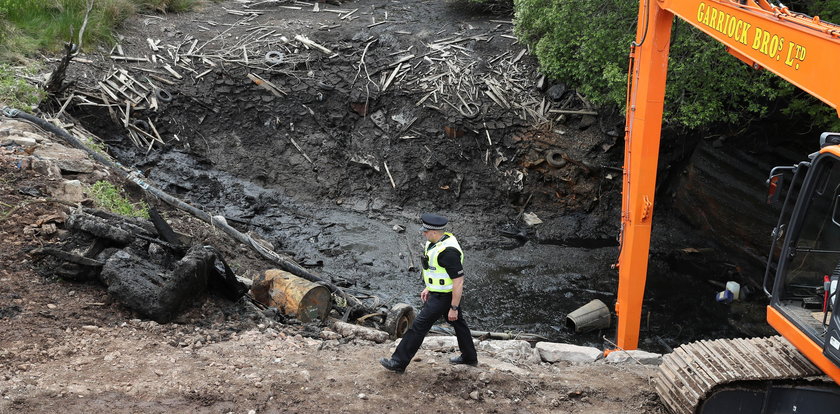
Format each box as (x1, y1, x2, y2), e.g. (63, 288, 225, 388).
(251, 269, 331, 322)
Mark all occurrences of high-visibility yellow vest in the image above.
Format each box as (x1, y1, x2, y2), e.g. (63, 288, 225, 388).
(422, 233, 463, 292)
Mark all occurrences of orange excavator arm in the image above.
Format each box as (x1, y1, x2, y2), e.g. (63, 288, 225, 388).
(616, 0, 840, 351)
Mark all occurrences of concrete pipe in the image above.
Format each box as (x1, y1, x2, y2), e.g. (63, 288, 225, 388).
(565, 299, 611, 333)
(253, 269, 331, 322)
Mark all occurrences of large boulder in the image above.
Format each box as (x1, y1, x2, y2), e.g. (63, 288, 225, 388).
(604, 349, 662, 365)
(535, 342, 602, 363)
(477, 340, 541, 363)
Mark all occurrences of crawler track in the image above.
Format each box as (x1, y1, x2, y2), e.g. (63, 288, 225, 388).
(654, 336, 823, 413)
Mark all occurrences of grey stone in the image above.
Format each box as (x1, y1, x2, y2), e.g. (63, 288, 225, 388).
(1, 136, 37, 147)
(604, 349, 662, 365)
(32, 143, 96, 173)
(578, 114, 596, 130)
(50, 179, 85, 203)
(31, 159, 62, 178)
(477, 340, 538, 363)
(535, 342, 603, 363)
(546, 84, 567, 101)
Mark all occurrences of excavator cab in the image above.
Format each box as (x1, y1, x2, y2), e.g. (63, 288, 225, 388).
(764, 136, 840, 368)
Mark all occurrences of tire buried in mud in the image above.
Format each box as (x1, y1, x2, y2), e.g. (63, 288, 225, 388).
(545, 150, 567, 168)
(384, 303, 416, 339)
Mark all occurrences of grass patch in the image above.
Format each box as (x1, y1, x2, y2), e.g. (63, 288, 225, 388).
(0, 64, 46, 110)
(0, 0, 135, 54)
(89, 180, 149, 218)
(138, 0, 204, 13)
(0, 0, 214, 59)
(82, 135, 107, 155)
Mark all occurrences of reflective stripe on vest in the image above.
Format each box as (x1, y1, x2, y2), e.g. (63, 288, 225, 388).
(422, 233, 463, 293)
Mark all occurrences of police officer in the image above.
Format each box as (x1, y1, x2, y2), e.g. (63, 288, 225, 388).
(379, 213, 478, 372)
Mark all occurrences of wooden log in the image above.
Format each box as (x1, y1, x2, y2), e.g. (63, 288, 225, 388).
(548, 109, 599, 116)
(332, 320, 389, 343)
(110, 55, 149, 62)
(294, 34, 332, 54)
(247, 73, 286, 96)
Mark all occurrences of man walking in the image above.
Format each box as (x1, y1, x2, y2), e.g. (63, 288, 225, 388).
(380, 213, 478, 372)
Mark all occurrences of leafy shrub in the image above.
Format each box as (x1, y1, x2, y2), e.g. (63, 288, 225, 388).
(514, 0, 837, 130)
(89, 181, 149, 218)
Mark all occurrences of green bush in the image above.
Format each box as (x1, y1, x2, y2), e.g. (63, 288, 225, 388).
(89, 181, 149, 218)
(514, 0, 838, 130)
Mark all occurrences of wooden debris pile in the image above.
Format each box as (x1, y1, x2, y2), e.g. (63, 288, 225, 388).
(64, 0, 584, 155)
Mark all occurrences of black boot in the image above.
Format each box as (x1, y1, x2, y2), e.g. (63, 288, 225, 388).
(449, 355, 478, 366)
(379, 358, 406, 373)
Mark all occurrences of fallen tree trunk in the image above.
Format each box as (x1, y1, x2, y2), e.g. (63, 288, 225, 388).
(332, 320, 389, 343)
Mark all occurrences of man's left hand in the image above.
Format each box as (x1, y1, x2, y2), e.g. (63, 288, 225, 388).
(447, 309, 458, 321)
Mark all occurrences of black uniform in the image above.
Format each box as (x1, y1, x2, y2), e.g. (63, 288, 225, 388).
(389, 235, 478, 368)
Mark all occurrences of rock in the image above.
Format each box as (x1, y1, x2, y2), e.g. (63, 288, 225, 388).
(604, 349, 662, 365)
(49, 179, 84, 203)
(535, 342, 602, 363)
(481, 358, 529, 375)
(320, 330, 341, 340)
(578, 114, 596, 130)
(470, 390, 480, 400)
(396, 335, 478, 351)
(30, 158, 62, 177)
(31, 143, 97, 174)
(358, 393, 367, 400)
(522, 212, 542, 226)
(476, 340, 535, 362)
(1, 136, 37, 147)
(546, 84, 567, 101)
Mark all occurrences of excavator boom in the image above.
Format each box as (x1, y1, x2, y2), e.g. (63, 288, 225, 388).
(618, 0, 840, 350)
(618, 1, 840, 411)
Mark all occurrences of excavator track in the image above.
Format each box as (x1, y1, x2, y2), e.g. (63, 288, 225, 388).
(654, 336, 823, 414)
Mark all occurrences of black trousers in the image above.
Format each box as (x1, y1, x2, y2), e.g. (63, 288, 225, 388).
(391, 291, 477, 367)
